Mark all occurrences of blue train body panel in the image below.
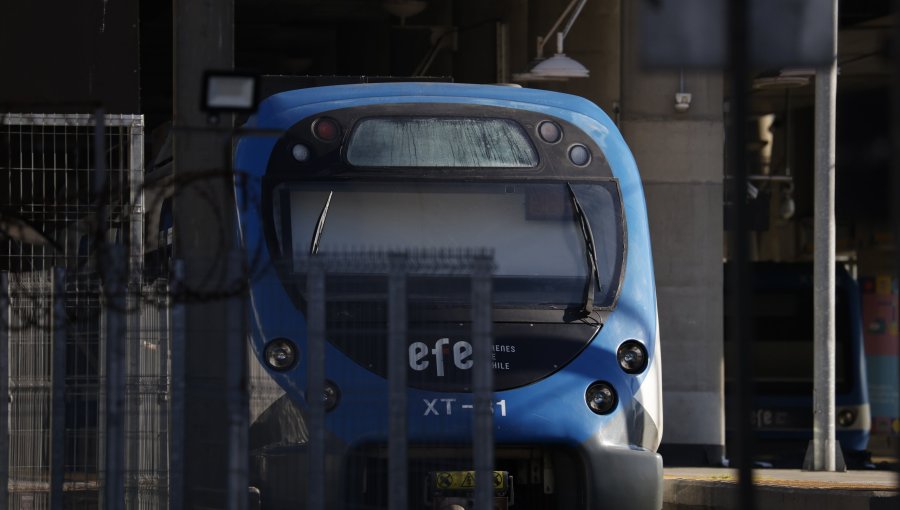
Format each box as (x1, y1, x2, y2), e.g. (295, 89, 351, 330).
(235, 83, 663, 509)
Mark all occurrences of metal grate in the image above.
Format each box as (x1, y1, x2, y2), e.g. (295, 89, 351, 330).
(0, 113, 144, 278)
(6, 270, 54, 510)
(0, 112, 160, 510)
(124, 281, 171, 510)
(3, 271, 171, 510)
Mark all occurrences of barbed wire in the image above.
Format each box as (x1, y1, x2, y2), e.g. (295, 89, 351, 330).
(1, 157, 500, 332)
(0, 111, 510, 332)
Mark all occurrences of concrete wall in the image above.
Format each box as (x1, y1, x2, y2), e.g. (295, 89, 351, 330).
(619, 1, 726, 464)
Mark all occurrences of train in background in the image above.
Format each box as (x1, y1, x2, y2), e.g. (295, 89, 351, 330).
(725, 262, 871, 468)
(233, 82, 664, 509)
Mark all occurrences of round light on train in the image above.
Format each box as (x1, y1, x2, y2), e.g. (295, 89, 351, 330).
(307, 380, 341, 412)
(312, 117, 341, 142)
(585, 382, 617, 415)
(291, 143, 310, 162)
(837, 408, 856, 427)
(617, 340, 648, 374)
(537, 120, 562, 143)
(264, 338, 298, 371)
(323, 380, 341, 412)
(568, 144, 591, 167)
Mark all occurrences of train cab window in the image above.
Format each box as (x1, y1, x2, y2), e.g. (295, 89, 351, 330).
(346, 118, 538, 168)
(273, 180, 624, 309)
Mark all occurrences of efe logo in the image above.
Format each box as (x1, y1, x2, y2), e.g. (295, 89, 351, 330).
(408, 338, 472, 377)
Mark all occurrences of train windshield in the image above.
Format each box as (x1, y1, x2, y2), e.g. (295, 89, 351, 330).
(346, 118, 538, 168)
(272, 180, 623, 309)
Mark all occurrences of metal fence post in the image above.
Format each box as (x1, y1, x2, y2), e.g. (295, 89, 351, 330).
(226, 250, 249, 510)
(104, 246, 128, 510)
(170, 261, 186, 510)
(0, 272, 9, 509)
(726, 0, 756, 507)
(50, 267, 67, 510)
(129, 117, 145, 284)
(471, 254, 494, 510)
(388, 253, 408, 510)
(306, 257, 326, 510)
(811, 0, 839, 472)
(158, 279, 172, 510)
(126, 281, 141, 510)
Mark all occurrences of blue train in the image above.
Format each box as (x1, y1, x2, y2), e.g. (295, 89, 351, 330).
(235, 83, 663, 509)
(725, 262, 870, 467)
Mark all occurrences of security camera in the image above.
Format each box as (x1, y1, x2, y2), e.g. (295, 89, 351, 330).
(674, 92, 692, 112)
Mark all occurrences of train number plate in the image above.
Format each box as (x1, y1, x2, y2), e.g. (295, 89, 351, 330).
(429, 470, 509, 492)
(427, 471, 512, 510)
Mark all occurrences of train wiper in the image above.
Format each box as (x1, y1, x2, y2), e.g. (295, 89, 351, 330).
(567, 183, 601, 318)
(309, 191, 333, 255)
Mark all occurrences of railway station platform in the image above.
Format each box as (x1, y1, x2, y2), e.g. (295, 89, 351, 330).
(663, 467, 898, 509)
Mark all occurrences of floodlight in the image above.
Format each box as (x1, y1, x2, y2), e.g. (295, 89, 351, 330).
(202, 71, 260, 114)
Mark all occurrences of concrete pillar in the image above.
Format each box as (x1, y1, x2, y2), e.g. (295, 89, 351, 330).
(620, 1, 726, 466)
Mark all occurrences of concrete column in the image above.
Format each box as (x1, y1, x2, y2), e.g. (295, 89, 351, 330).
(620, 1, 726, 466)
(172, 1, 241, 508)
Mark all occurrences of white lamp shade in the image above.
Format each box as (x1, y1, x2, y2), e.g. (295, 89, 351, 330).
(511, 71, 571, 83)
(529, 53, 589, 79)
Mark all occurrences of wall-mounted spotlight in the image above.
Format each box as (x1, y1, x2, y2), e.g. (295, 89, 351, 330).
(201, 70, 260, 123)
(512, 0, 590, 82)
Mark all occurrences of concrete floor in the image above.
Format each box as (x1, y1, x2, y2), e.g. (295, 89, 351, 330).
(663, 467, 898, 509)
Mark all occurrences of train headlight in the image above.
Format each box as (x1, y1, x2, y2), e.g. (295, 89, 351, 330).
(264, 338, 298, 371)
(617, 340, 648, 374)
(837, 408, 856, 427)
(537, 120, 562, 143)
(307, 380, 341, 412)
(568, 144, 591, 166)
(585, 382, 617, 415)
(291, 143, 310, 162)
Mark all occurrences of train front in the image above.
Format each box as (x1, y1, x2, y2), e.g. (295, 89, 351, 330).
(235, 83, 663, 510)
